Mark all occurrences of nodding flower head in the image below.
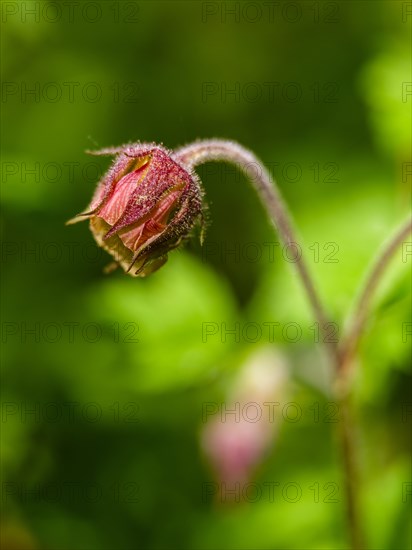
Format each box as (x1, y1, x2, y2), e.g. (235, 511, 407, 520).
(68, 143, 203, 277)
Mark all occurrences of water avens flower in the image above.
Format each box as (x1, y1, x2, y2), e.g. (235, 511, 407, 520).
(68, 143, 203, 277)
(68, 137, 412, 548)
(201, 348, 289, 495)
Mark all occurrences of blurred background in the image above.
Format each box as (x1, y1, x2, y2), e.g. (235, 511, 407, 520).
(1, 1, 411, 548)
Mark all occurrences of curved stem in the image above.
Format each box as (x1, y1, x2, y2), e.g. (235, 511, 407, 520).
(335, 215, 411, 550)
(175, 139, 338, 362)
(175, 140, 411, 550)
(339, 215, 412, 374)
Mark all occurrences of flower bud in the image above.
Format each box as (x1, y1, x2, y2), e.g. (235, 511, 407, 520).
(68, 143, 203, 277)
(201, 348, 289, 497)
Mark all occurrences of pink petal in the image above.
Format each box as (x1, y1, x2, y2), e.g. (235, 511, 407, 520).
(103, 149, 191, 239)
(118, 186, 184, 251)
(98, 169, 143, 225)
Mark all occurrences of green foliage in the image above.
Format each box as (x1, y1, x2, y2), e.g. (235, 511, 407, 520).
(1, 1, 411, 549)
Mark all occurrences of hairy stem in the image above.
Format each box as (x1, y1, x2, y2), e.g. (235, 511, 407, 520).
(175, 139, 337, 361)
(339, 215, 412, 374)
(338, 391, 365, 550)
(176, 140, 411, 550)
(335, 215, 411, 550)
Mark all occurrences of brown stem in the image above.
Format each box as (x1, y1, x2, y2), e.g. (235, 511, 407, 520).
(176, 140, 411, 550)
(336, 215, 411, 549)
(175, 139, 338, 363)
(338, 389, 365, 550)
(339, 215, 412, 374)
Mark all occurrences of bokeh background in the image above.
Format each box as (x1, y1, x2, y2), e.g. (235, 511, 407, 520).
(1, 1, 411, 549)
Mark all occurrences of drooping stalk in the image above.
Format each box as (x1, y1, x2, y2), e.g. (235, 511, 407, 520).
(175, 139, 338, 361)
(79, 138, 410, 550)
(176, 140, 411, 550)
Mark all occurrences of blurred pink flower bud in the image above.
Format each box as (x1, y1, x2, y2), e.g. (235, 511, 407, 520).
(201, 348, 289, 499)
(68, 143, 203, 277)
